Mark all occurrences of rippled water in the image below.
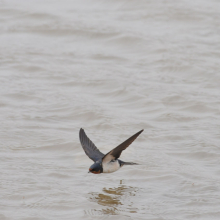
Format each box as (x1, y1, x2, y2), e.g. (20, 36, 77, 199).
(1, 0, 220, 219)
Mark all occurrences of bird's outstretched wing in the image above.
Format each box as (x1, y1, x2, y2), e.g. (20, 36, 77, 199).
(102, 129, 143, 163)
(79, 128, 105, 162)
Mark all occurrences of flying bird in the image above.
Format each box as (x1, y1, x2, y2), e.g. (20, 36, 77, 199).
(79, 128, 143, 174)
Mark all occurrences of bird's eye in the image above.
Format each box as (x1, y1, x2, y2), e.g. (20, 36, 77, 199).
(111, 159, 115, 162)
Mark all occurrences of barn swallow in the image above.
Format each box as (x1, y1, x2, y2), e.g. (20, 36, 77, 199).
(79, 128, 143, 174)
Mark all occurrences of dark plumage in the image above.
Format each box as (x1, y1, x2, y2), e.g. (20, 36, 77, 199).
(79, 128, 143, 174)
(102, 130, 144, 163)
(79, 128, 104, 162)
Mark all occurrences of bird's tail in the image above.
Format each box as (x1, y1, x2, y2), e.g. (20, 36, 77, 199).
(122, 161, 139, 165)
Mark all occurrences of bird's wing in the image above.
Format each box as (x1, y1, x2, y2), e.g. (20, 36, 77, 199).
(102, 129, 143, 163)
(79, 128, 105, 162)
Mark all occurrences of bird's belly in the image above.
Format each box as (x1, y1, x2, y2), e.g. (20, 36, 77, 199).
(102, 160, 120, 173)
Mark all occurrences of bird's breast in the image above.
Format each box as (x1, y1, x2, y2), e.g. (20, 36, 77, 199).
(102, 160, 120, 173)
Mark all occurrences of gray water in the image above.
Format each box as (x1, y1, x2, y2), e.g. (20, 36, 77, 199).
(1, 0, 220, 219)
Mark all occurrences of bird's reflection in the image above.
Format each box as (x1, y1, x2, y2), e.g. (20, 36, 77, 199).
(88, 182, 138, 215)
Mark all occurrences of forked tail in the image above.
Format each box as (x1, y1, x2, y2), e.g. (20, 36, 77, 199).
(119, 160, 139, 166)
(123, 162, 139, 165)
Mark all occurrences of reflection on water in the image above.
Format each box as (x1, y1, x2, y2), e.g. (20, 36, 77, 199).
(87, 182, 139, 215)
(2, 0, 220, 219)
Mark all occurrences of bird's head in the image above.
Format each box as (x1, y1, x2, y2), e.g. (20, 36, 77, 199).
(89, 161, 103, 174)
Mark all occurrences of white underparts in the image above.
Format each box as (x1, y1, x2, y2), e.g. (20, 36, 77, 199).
(102, 160, 120, 173)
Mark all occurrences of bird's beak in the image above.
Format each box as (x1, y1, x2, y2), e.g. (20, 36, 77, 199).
(88, 171, 91, 173)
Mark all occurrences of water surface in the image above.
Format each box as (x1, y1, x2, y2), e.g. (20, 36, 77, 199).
(0, 0, 220, 219)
